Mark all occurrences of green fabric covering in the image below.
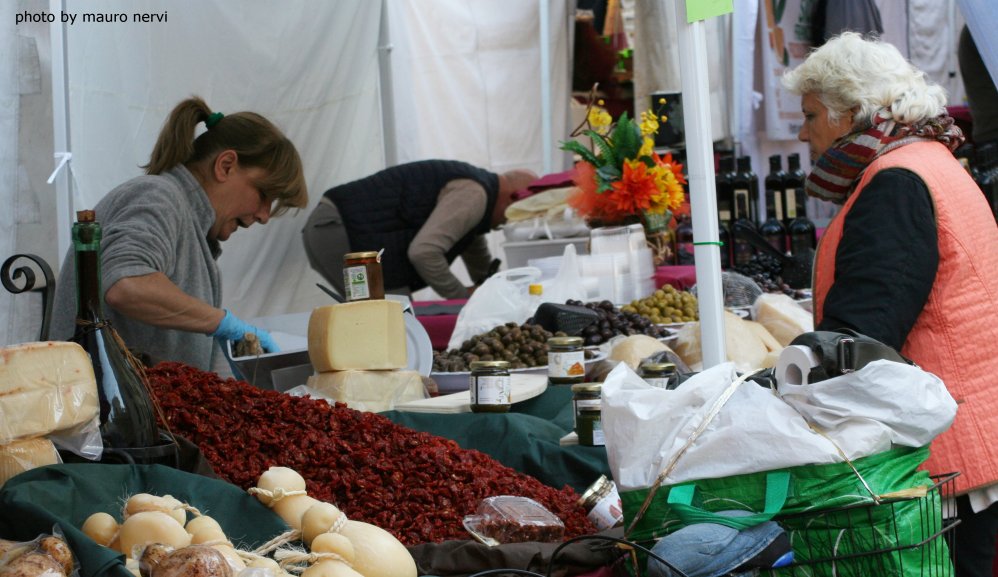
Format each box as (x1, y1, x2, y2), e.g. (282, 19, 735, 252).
(0, 463, 289, 577)
(621, 445, 952, 576)
(382, 385, 612, 493)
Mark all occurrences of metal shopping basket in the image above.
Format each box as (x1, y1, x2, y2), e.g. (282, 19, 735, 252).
(764, 472, 960, 577)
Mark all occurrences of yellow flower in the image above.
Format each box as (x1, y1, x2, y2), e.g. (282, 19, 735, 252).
(588, 106, 612, 135)
(638, 136, 655, 159)
(639, 110, 659, 137)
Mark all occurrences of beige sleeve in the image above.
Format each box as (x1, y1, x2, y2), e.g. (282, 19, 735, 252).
(408, 179, 489, 299)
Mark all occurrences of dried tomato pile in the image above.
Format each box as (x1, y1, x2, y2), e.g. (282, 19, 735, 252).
(147, 362, 596, 545)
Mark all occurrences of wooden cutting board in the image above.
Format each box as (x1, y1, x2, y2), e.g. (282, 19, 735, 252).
(394, 373, 548, 414)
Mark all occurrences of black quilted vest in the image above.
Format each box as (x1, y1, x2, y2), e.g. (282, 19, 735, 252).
(324, 160, 500, 291)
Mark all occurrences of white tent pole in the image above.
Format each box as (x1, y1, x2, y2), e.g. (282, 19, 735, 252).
(378, 0, 398, 167)
(540, 0, 553, 173)
(50, 0, 72, 261)
(673, 0, 726, 368)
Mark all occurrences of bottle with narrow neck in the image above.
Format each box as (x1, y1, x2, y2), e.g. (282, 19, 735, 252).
(762, 155, 788, 253)
(715, 155, 736, 229)
(785, 153, 806, 228)
(788, 199, 817, 257)
(674, 213, 694, 265)
(733, 156, 759, 224)
(72, 210, 161, 450)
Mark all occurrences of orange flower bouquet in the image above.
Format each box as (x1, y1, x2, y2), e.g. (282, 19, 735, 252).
(560, 97, 687, 229)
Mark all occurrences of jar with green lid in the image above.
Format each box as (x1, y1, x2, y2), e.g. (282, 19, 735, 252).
(577, 474, 624, 530)
(571, 382, 603, 446)
(640, 361, 678, 390)
(547, 336, 585, 385)
(470, 360, 511, 413)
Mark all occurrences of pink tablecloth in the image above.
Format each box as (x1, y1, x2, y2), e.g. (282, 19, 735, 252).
(413, 299, 467, 351)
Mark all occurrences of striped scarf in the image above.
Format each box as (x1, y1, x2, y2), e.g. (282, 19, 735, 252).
(805, 109, 965, 204)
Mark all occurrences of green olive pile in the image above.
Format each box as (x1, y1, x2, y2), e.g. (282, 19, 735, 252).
(566, 300, 670, 346)
(433, 322, 565, 372)
(621, 285, 699, 324)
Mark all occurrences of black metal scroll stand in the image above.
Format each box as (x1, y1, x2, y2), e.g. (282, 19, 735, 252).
(2, 253, 56, 341)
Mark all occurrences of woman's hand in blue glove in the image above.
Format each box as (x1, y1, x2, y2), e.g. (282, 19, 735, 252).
(212, 309, 280, 353)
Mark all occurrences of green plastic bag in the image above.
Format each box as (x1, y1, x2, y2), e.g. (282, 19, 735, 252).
(621, 446, 952, 576)
(0, 464, 290, 577)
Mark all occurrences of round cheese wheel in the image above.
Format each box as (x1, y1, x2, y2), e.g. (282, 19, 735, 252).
(82, 512, 120, 547)
(119, 511, 192, 557)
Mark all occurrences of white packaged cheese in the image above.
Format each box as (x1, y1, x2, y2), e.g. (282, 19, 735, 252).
(0, 341, 100, 444)
(0, 437, 61, 487)
(672, 311, 771, 373)
(308, 301, 407, 371)
(306, 370, 426, 412)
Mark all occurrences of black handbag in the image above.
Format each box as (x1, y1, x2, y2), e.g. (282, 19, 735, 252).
(789, 328, 916, 384)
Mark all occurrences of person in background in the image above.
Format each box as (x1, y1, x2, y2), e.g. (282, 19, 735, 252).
(809, 0, 882, 48)
(51, 96, 308, 371)
(783, 32, 998, 576)
(958, 25, 998, 147)
(302, 160, 537, 300)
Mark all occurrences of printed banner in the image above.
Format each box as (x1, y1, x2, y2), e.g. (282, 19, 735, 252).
(760, 0, 814, 140)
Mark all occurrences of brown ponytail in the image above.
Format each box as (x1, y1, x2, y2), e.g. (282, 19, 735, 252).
(142, 96, 307, 216)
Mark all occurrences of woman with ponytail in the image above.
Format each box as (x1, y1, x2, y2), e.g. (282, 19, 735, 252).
(52, 96, 307, 371)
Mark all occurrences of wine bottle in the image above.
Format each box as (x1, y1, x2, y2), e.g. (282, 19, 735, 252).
(762, 155, 788, 253)
(718, 218, 732, 269)
(675, 213, 694, 265)
(716, 155, 736, 230)
(788, 204, 817, 257)
(734, 156, 760, 224)
(785, 153, 806, 228)
(71, 210, 161, 450)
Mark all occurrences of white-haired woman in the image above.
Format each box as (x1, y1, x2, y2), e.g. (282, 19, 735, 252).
(783, 32, 998, 576)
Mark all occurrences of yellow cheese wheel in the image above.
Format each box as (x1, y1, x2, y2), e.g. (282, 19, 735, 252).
(0, 341, 99, 444)
(82, 512, 119, 547)
(0, 437, 60, 487)
(184, 515, 223, 536)
(307, 301, 407, 371)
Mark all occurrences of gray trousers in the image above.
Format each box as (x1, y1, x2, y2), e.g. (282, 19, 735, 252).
(302, 199, 412, 297)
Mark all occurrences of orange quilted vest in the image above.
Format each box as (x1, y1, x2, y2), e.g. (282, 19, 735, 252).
(814, 141, 998, 494)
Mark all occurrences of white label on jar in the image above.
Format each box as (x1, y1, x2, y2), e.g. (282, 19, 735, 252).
(549, 350, 585, 379)
(343, 265, 370, 301)
(591, 419, 606, 446)
(644, 377, 670, 390)
(573, 398, 600, 428)
(470, 375, 510, 405)
(587, 483, 624, 531)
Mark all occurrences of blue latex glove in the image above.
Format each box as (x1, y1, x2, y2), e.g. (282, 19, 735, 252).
(212, 309, 280, 354)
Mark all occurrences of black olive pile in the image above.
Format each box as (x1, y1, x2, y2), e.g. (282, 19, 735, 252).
(565, 300, 670, 346)
(732, 253, 796, 296)
(433, 322, 564, 372)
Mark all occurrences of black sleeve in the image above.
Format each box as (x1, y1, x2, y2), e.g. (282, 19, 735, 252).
(815, 168, 938, 350)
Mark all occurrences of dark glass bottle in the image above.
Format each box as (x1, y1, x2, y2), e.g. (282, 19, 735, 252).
(675, 213, 694, 265)
(718, 219, 732, 269)
(788, 206, 817, 257)
(733, 156, 759, 224)
(762, 155, 788, 253)
(731, 158, 757, 267)
(785, 153, 806, 228)
(71, 210, 160, 450)
(715, 155, 736, 229)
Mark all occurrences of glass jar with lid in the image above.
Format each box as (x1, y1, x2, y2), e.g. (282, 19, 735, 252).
(547, 336, 585, 385)
(343, 251, 385, 302)
(639, 361, 678, 390)
(571, 382, 603, 446)
(470, 360, 511, 413)
(577, 474, 624, 530)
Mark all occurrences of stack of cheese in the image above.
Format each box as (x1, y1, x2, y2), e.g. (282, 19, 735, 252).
(671, 310, 784, 373)
(305, 301, 425, 412)
(753, 293, 814, 347)
(0, 341, 100, 487)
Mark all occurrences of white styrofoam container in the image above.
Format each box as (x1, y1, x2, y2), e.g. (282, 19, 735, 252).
(501, 237, 589, 269)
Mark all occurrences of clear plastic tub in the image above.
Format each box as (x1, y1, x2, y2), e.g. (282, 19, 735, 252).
(462, 496, 565, 545)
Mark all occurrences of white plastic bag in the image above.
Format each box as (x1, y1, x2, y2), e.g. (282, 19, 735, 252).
(447, 267, 541, 351)
(540, 244, 589, 305)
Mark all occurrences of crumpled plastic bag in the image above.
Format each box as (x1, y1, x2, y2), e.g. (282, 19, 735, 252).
(447, 267, 541, 351)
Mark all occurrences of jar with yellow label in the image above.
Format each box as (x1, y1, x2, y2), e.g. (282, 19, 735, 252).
(547, 336, 585, 385)
(343, 251, 385, 302)
(639, 361, 678, 390)
(470, 360, 511, 413)
(571, 382, 603, 446)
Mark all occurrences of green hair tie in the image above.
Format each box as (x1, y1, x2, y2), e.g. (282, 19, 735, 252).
(205, 112, 224, 128)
